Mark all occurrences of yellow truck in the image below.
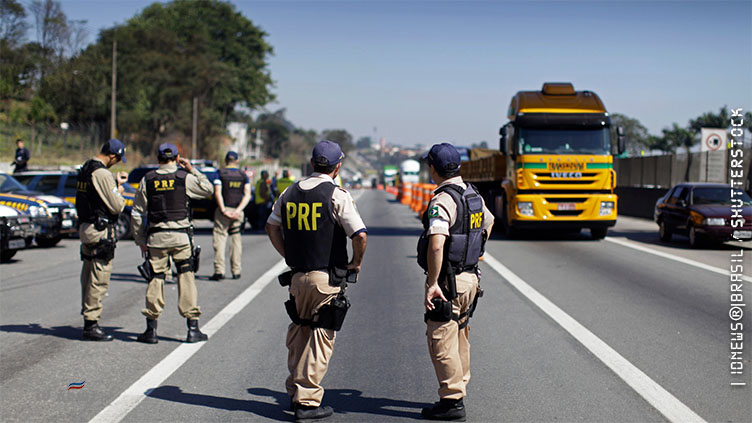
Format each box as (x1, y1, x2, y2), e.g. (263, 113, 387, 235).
(461, 82, 625, 239)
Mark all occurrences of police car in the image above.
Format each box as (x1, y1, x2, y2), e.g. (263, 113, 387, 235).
(15, 170, 136, 239)
(0, 173, 76, 247)
(0, 204, 38, 262)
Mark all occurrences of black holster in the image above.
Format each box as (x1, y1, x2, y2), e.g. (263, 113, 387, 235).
(284, 292, 350, 331)
(329, 267, 348, 287)
(278, 270, 294, 287)
(425, 297, 453, 323)
(81, 225, 116, 262)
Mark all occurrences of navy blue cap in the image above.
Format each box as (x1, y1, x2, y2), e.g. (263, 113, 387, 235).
(158, 143, 179, 159)
(423, 143, 461, 174)
(312, 140, 345, 167)
(225, 151, 239, 161)
(103, 139, 127, 163)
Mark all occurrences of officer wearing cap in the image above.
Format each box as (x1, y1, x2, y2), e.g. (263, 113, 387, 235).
(418, 143, 494, 420)
(76, 139, 128, 341)
(211, 151, 251, 281)
(265, 140, 367, 422)
(12, 138, 30, 173)
(131, 143, 214, 344)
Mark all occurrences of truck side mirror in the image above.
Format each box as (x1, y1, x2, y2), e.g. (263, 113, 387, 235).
(617, 126, 626, 155)
(499, 126, 507, 153)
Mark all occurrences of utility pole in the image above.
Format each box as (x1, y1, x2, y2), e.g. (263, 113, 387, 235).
(110, 39, 117, 139)
(192, 97, 198, 159)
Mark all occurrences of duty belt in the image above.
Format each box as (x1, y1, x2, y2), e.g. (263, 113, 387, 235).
(147, 226, 193, 235)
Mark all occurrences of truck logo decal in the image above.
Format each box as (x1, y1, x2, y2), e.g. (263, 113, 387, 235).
(549, 162, 585, 171)
(551, 172, 583, 179)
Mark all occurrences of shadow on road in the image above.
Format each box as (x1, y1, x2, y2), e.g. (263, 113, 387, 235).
(147, 386, 291, 421)
(146, 386, 427, 421)
(367, 226, 422, 237)
(0, 323, 183, 343)
(110, 272, 147, 283)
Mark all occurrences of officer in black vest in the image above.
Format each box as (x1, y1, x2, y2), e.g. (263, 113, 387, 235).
(419, 143, 494, 421)
(131, 143, 214, 344)
(266, 140, 367, 422)
(76, 139, 127, 341)
(211, 151, 251, 280)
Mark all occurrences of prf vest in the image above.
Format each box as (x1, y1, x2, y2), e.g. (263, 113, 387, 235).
(417, 183, 485, 273)
(281, 181, 348, 271)
(76, 159, 119, 224)
(145, 169, 189, 224)
(219, 168, 246, 208)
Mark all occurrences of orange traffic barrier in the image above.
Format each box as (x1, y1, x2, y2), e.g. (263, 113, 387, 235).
(412, 184, 422, 212)
(401, 183, 412, 205)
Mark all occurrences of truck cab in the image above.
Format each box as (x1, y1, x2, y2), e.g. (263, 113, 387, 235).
(498, 82, 622, 238)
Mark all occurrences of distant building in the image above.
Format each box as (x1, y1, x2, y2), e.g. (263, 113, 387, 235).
(227, 122, 263, 160)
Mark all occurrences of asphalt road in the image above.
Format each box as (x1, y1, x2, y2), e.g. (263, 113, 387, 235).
(1, 189, 750, 422)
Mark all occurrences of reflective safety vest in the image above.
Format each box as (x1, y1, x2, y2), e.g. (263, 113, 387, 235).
(145, 169, 189, 224)
(417, 183, 485, 273)
(276, 177, 295, 194)
(281, 181, 348, 271)
(219, 168, 246, 208)
(76, 159, 119, 224)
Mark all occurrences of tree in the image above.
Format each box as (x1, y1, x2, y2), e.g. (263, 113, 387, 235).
(689, 106, 730, 133)
(356, 136, 372, 149)
(28, 0, 68, 78)
(321, 129, 353, 152)
(0, 0, 28, 47)
(610, 113, 650, 156)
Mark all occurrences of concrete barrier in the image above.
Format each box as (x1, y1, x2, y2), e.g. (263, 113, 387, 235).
(615, 187, 669, 220)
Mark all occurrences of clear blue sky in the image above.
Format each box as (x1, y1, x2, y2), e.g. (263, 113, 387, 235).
(56, 0, 752, 146)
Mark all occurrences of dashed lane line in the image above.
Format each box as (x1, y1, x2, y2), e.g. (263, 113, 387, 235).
(89, 259, 288, 423)
(605, 237, 751, 282)
(482, 253, 706, 423)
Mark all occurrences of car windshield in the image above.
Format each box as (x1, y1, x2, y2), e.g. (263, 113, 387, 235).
(692, 187, 752, 205)
(518, 128, 611, 155)
(0, 174, 29, 193)
(128, 167, 157, 184)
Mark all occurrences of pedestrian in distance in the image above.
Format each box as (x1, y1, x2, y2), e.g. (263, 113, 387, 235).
(418, 143, 494, 421)
(265, 140, 367, 422)
(210, 151, 251, 281)
(255, 170, 273, 230)
(76, 139, 128, 341)
(131, 143, 214, 344)
(11, 138, 30, 173)
(276, 169, 295, 195)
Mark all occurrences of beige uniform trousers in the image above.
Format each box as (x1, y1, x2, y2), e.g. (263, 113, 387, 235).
(426, 271, 479, 400)
(141, 244, 201, 319)
(212, 207, 244, 275)
(80, 243, 113, 321)
(285, 271, 340, 407)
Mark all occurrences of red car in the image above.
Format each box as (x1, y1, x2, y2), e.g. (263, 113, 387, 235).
(654, 183, 752, 247)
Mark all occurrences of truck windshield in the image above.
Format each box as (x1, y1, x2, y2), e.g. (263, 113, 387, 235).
(518, 128, 611, 155)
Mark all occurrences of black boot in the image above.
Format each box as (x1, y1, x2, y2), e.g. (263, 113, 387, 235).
(210, 273, 224, 281)
(421, 398, 466, 421)
(82, 320, 113, 341)
(186, 319, 208, 343)
(137, 319, 158, 344)
(294, 405, 333, 422)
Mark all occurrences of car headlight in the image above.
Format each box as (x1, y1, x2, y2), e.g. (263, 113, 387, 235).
(704, 217, 725, 226)
(28, 205, 49, 217)
(517, 201, 534, 216)
(600, 201, 615, 216)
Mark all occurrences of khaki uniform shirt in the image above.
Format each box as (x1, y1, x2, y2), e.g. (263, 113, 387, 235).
(425, 176, 494, 237)
(131, 163, 213, 248)
(267, 173, 366, 238)
(79, 157, 126, 244)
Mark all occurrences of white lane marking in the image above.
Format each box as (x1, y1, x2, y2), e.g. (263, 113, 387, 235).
(89, 259, 288, 423)
(605, 237, 752, 282)
(482, 253, 706, 423)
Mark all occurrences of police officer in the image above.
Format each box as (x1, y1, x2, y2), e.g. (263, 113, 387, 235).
(265, 140, 367, 422)
(211, 151, 251, 280)
(276, 169, 295, 194)
(255, 170, 272, 230)
(419, 143, 494, 421)
(76, 139, 127, 341)
(12, 138, 30, 173)
(131, 143, 214, 344)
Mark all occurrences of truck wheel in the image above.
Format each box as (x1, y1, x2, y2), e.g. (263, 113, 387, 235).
(658, 220, 672, 242)
(36, 235, 61, 248)
(1, 250, 17, 262)
(117, 214, 132, 240)
(590, 227, 607, 240)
